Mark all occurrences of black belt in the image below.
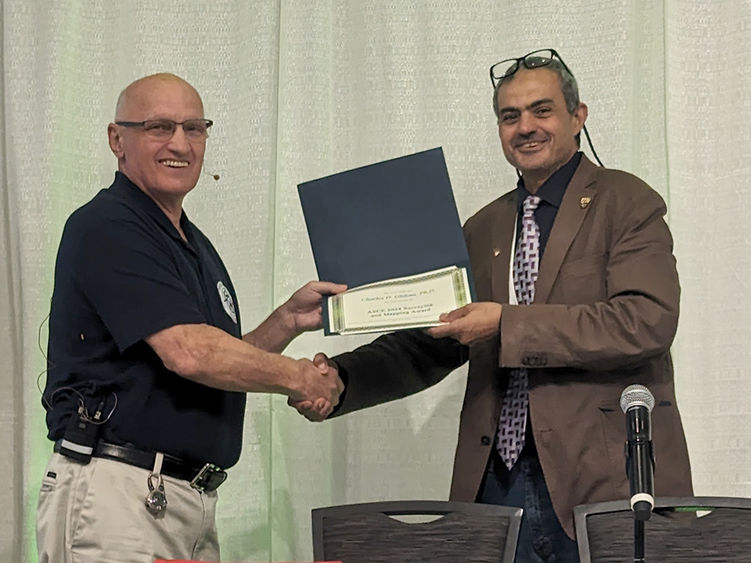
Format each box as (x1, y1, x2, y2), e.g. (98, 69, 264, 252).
(54, 440, 227, 492)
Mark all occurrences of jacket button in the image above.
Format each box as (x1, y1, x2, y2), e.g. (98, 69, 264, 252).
(481, 436, 491, 446)
(522, 354, 548, 367)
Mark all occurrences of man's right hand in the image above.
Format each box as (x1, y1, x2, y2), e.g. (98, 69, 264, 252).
(288, 355, 343, 420)
(289, 353, 340, 421)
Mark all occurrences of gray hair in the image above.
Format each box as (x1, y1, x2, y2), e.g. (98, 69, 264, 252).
(492, 58, 580, 120)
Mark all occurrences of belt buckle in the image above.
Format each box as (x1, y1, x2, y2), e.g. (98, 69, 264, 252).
(189, 463, 227, 492)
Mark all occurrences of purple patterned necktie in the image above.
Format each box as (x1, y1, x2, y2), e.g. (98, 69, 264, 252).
(497, 194, 541, 469)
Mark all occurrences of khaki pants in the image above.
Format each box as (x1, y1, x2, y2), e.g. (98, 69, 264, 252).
(36, 453, 220, 563)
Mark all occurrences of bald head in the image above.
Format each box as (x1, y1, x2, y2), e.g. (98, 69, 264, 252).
(115, 73, 204, 121)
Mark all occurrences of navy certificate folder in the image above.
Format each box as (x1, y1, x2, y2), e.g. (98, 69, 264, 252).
(298, 147, 474, 334)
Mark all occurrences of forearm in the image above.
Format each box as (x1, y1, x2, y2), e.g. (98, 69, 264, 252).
(242, 306, 297, 354)
(148, 323, 302, 395)
(333, 329, 467, 416)
(242, 280, 344, 353)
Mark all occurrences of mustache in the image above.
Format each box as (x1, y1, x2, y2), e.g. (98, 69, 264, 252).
(512, 135, 548, 148)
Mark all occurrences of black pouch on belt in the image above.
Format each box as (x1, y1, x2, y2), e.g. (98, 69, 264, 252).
(58, 407, 100, 463)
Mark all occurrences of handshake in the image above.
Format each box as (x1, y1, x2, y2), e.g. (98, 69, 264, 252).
(288, 352, 342, 422)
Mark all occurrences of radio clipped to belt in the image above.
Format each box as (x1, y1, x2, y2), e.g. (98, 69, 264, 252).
(58, 400, 105, 463)
(53, 389, 117, 464)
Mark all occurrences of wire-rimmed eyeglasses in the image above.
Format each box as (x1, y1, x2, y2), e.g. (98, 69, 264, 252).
(490, 49, 576, 89)
(489, 48, 603, 166)
(115, 118, 213, 141)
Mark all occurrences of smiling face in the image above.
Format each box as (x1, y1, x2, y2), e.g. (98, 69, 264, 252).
(496, 68, 587, 192)
(108, 74, 206, 207)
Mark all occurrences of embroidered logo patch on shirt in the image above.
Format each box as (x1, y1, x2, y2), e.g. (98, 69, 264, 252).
(217, 281, 237, 324)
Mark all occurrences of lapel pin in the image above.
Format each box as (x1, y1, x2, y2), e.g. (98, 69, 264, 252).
(579, 196, 591, 209)
(493, 248, 501, 257)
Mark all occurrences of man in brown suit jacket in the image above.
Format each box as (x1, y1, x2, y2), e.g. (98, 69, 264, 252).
(296, 50, 693, 562)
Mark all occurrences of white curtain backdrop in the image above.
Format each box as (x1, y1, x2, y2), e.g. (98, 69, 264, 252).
(2, 1, 751, 561)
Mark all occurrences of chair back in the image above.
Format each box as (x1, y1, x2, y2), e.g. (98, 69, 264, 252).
(312, 500, 522, 563)
(575, 496, 751, 562)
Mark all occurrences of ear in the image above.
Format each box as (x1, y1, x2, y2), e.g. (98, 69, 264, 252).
(108, 123, 124, 159)
(572, 102, 588, 136)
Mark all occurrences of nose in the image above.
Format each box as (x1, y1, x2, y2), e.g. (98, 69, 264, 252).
(166, 125, 191, 153)
(517, 111, 537, 135)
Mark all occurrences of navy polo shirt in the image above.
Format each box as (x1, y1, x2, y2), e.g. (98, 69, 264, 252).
(45, 172, 246, 468)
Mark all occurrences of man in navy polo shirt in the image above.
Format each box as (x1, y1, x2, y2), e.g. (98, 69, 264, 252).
(36, 73, 344, 563)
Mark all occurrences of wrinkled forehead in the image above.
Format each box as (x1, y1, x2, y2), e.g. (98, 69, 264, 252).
(115, 75, 204, 120)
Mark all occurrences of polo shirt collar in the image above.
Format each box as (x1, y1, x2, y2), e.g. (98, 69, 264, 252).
(110, 171, 192, 241)
(516, 151, 583, 211)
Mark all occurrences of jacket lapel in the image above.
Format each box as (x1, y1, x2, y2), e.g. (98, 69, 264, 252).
(490, 194, 518, 303)
(534, 156, 599, 304)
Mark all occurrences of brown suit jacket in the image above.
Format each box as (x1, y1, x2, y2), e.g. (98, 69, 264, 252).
(333, 155, 693, 538)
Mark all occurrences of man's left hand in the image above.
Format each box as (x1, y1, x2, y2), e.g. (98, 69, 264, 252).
(243, 281, 347, 354)
(283, 281, 347, 333)
(426, 302, 502, 346)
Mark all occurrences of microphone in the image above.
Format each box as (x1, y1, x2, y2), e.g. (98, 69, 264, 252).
(203, 169, 220, 181)
(620, 384, 655, 521)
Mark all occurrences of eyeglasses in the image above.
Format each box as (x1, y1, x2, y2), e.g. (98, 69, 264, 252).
(489, 49, 575, 89)
(115, 119, 213, 141)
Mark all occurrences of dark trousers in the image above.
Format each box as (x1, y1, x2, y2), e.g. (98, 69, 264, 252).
(478, 447, 579, 563)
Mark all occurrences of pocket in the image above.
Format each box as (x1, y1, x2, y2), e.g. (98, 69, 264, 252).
(558, 252, 608, 278)
(554, 253, 609, 303)
(70, 458, 150, 555)
(597, 405, 629, 497)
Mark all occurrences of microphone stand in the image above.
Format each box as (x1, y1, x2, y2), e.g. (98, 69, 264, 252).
(633, 518, 645, 563)
(621, 385, 655, 563)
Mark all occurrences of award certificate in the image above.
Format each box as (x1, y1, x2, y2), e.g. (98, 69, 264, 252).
(327, 266, 471, 335)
